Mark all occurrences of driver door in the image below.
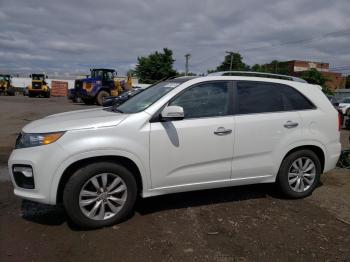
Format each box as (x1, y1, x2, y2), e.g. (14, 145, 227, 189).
(149, 81, 235, 189)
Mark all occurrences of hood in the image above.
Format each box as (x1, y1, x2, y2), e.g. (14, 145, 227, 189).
(22, 108, 128, 133)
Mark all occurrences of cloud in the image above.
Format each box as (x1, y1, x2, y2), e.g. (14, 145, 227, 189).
(0, 0, 349, 75)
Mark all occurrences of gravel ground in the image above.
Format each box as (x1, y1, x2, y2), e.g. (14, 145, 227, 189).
(0, 96, 349, 262)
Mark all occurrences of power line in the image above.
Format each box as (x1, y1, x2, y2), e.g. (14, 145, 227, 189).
(241, 28, 350, 52)
(195, 27, 350, 68)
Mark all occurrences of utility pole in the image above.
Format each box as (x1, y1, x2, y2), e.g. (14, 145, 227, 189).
(185, 53, 191, 76)
(225, 51, 234, 71)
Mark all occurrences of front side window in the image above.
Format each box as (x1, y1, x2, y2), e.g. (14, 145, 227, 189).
(169, 81, 230, 119)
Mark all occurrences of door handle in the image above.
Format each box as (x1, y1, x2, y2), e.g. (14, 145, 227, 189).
(284, 121, 299, 129)
(214, 127, 232, 135)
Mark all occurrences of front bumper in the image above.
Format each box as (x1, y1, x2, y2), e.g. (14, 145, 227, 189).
(8, 143, 66, 205)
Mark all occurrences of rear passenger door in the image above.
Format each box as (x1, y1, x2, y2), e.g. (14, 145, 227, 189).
(232, 81, 305, 180)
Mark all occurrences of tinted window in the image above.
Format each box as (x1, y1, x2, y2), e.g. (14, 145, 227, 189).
(280, 85, 315, 110)
(170, 81, 230, 119)
(237, 82, 284, 114)
(237, 81, 315, 114)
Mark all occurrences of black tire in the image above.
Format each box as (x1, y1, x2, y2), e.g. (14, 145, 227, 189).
(28, 92, 35, 98)
(7, 88, 15, 96)
(63, 162, 137, 228)
(277, 149, 321, 198)
(96, 90, 110, 106)
(82, 98, 95, 105)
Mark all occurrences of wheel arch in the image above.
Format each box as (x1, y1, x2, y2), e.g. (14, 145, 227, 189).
(280, 145, 325, 173)
(55, 155, 145, 204)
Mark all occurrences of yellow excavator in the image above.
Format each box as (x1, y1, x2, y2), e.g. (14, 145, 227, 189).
(27, 74, 50, 98)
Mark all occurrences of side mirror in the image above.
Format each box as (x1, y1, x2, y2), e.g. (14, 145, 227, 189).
(161, 106, 184, 121)
(29, 74, 32, 78)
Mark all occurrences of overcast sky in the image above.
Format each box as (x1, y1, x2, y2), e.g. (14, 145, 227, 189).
(1, 0, 349, 76)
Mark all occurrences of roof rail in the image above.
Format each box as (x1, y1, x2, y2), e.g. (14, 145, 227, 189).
(207, 71, 307, 83)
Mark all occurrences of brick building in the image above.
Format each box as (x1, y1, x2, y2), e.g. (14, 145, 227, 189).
(266, 60, 346, 90)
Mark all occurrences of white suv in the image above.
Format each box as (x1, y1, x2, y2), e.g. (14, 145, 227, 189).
(8, 73, 341, 228)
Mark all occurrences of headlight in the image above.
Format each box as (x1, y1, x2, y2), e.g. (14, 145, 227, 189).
(15, 132, 65, 149)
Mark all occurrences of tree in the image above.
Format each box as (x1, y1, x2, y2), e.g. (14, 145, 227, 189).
(135, 48, 177, 84)
(346, 75, 350, 89)
(251, 64, 263, 72)
(300, 69, 333, 95)
(177, 72, 197, 77)
(216, 53, 249, 71)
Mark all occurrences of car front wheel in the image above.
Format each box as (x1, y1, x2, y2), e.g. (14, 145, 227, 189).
(63, 162, 137, 228)
(277, 150, 321, 198)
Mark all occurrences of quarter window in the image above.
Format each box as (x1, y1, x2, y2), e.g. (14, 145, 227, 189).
(280, 85, 315, 110)
(170, 81, 230, 119)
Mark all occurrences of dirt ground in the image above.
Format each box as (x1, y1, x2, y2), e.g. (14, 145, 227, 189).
(0, 96, 349, 261)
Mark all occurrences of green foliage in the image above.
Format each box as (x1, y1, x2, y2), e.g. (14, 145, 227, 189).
(216, 53, 249, 71)
(300, 68, 327, 85)
(300, 69, 334, 95)
(251, 60, 290, 75)
(135, 48, 177, 84)
(177, 72, 197, 77)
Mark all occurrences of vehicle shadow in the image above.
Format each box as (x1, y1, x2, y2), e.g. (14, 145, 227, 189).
(21, 182, 283, 229)
(135, 183, 281, 215)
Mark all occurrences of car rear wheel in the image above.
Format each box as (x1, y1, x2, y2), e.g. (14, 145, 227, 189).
(63, 162, 137, 228)
(277, 150, 321, 198)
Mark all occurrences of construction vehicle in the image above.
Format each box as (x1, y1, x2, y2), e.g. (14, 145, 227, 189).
(0, 74, 15, 96)
(75, 68, 132, 105)
(27, 74, 50, 98)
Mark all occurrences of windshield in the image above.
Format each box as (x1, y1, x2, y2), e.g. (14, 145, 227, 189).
(116, 81, 181, 113)
(0, 76, 10, 81)
(91, 70, 114, 80)
(32, 75, 44, 80)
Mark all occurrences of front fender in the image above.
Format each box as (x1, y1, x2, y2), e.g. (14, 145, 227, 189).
(49, 149, 150, 204)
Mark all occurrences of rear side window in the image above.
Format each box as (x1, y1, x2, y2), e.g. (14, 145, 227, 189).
(237, 82, 284, 114)
(236, 81, 315, 114)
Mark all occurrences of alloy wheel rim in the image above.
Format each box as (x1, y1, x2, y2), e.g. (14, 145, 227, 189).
(288, 157, 316, 193)
(79, 173, 127, 220)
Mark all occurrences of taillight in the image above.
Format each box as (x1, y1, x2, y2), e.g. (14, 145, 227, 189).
(338, 111, 342, 131)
